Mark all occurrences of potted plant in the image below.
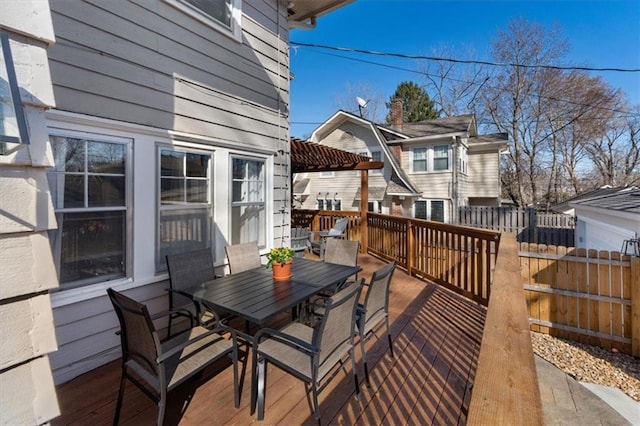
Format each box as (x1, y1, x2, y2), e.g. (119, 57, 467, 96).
(266, 246, 295, 280)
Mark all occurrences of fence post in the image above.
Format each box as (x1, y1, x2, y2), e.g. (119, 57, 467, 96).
(632, 256, 640, 357)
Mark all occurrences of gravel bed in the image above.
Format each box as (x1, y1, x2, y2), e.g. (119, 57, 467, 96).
(531, 332, 640, 402)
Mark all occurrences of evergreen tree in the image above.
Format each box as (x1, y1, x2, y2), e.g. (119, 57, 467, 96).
(385, 81, 439, 124)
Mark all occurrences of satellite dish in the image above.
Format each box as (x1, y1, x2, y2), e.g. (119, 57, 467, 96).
(356, 96, 369, 108)
(356, 96, 369, 117)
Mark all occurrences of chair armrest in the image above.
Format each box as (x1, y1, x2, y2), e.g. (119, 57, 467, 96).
(150, 307, 193, 321)
(157, 326, 236, 362)
(254, 327, 318, 355)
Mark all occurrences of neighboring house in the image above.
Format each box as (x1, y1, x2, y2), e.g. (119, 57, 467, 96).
(571, 187, 640, 254)
(1, 1, 353, 418)
(550, 185, 624, 216)
(294, 105, 508, 223)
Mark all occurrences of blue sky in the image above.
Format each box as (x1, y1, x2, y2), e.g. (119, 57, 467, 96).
(289, 0, 640, 138)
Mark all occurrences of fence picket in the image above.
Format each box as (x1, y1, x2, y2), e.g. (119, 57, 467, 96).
(521, 243, 634, 355)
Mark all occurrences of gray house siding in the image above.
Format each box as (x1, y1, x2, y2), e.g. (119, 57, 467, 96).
(0, 1, 61, 423)
(48, 0, 289, 148)
(44, 0, 293, 384)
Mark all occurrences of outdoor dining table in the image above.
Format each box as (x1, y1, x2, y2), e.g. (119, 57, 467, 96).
(180, 257, 362, 330)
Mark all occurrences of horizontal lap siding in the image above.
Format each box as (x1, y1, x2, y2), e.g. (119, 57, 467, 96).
(467, 151, 500, 198)
(48, 0, 290, 146)
(46, 0, 291, 383)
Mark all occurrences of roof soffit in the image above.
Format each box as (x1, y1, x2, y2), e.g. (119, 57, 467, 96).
(288, 0, 355, 24)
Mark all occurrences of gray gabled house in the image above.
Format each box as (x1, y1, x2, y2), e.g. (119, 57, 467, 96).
(295, 107, 509, 223)
(0, 1, 353, 423)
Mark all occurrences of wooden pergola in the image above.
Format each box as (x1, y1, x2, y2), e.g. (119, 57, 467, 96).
(290, 138, 384, 250)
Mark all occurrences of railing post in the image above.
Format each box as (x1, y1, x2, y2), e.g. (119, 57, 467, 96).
(632, 256, 640, 357)
(407, 219, 414, 276)
(360, 170, 369, 253)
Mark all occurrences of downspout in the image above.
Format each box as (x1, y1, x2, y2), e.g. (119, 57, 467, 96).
(452, 136, 459, 224)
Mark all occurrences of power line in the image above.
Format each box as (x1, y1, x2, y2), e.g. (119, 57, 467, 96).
(295, 48, 639, 119)
(291, 41, 640, 73)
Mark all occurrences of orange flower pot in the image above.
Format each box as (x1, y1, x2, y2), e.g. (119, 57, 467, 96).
(272, 260, 292, 280)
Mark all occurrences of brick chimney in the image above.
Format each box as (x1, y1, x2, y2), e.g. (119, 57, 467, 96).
(390, 98, 403, 130)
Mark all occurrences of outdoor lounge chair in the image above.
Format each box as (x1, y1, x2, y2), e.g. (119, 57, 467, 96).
(225, 241, 262, 274)
(307, 217, 348, 258)
(107, 288, 239, 426)
(356, 261, 396, 386)
(251, 280, 364, 423)
(165, 248, 217, 337)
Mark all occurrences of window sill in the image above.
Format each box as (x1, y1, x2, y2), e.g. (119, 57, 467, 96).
(51, 274, 168, 308)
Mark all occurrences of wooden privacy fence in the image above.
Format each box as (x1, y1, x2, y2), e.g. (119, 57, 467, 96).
(458, 206, 575, 247)
(521, 243, 640, 356)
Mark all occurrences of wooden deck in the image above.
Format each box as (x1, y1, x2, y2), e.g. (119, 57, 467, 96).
(52, 254, 487, 425)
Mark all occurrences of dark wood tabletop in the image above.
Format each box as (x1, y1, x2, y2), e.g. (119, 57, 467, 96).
(181, 257, 361, 326)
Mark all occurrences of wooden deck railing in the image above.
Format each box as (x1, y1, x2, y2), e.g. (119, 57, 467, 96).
(293, 210, 500, 306)
(292, 209, 543, 424)
(367, 213, 500, 306)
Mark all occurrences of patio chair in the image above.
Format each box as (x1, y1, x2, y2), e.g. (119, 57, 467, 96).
(290, 227, 310, 257)
(251, 280, 364, 423)
(225, 241, 262, 274)
(307, 217, 348, 258)
(356, 261, 396, 386)
(107, 288, 239, 426)
(318, 238, 359, 294)
(165, 248, 218, 337)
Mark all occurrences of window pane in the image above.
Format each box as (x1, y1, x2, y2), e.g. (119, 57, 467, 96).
(413, 147, 427, 172)
(182, 0, 231, 27)
(161, 149, 184, 177)
(186, 153, 209, 177)
(231, 205, 265, 246)
(186, 179, 208, 203)
(233, 158, 247, 179)
(159, 208, 210, 261)
(51, 136, 84, 172)
(161, 178, 184, 203)
(431, 201, 445, 222)
(51, 211, 126, 288)
(415, 201, 427, 219)
(62, 175, 85, 208)
(88, 141, 125, 174)
(88, 176, 125, 207)
(158, 148, 213, 271)
(334, 199, 342, 210)
(232, 158, 264, 202)
(433, 145, 449, 171)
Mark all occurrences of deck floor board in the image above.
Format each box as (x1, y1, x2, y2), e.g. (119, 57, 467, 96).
(52, 253, 487, 425)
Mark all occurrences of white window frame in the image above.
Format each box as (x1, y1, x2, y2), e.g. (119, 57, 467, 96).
(368, 201, 381, 214)
(370, 150, 383, 176)
(164, 0, 243, 41)
(433, 144, 450, 171)
(157, 145, 214, 271)
(47, 129, 133, 290)
(411, 144, 452, 173)
(0, 32, 30, 154)
(230, 155, 266, 247)
(411, 146, 428, 173)
(458, 146, 468, 175)
(414, 199, 447, 222)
